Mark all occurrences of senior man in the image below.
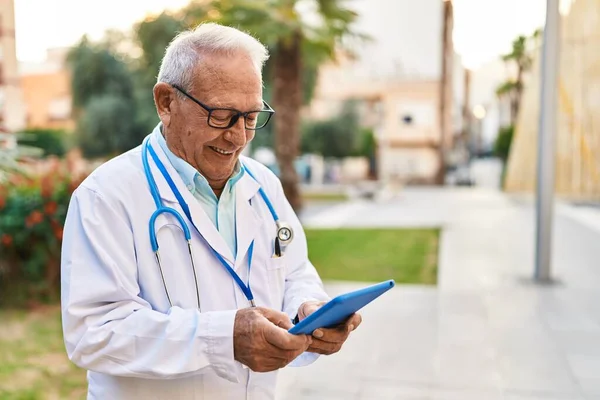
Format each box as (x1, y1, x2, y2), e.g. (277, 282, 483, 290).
(60, 23, 361, 399)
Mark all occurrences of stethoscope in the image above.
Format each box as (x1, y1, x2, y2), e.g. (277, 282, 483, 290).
(141, 136, 294, 309)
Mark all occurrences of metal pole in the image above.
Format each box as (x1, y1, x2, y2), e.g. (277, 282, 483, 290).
(535, 0, 560, 282)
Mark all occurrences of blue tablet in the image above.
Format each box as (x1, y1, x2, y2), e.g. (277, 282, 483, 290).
(288, 279, 395, 335)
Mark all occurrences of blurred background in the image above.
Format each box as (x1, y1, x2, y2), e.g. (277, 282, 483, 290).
(2, 0, 600, 399)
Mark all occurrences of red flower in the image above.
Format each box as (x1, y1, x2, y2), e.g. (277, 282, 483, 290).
(44, 201, 58, 215)
(1, 234, 12, 246)
(40, 175, 54, 199)
(53, 226, 63, 241)
(25, 210, 44, 228)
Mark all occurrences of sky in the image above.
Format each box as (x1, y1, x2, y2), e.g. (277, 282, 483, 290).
(452, 0, 547, 69)
(13, 0, 550, 70)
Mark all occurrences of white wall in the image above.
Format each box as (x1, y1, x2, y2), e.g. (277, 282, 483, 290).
(336, 0, 444, 82)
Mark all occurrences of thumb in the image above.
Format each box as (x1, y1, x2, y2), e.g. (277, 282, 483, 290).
(263, 322, 312, 351)
(299, 300, 327, 320)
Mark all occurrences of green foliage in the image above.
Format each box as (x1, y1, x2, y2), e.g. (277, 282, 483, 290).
(502, 35, 532, 69)
(17, 129, 68, 157)
(301, 100, 364, 158)
(67, 37, 143, 158)
(494, 125, 514, 162)
(357, 127, 376, 158)
(199, 0, 366, 100)
(0, 143, 42, 183)
(67, 37, 136, 109)
(496, 30, 541, 124)
(495, 80, 519, 97)
(0, 160, 87, 306)
(132, 12, 187, 132)
(77, 94, 142, 158)
(135, 12, 186, 76)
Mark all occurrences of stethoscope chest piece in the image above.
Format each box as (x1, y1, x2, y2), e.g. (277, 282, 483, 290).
(276, 221, 294, 246)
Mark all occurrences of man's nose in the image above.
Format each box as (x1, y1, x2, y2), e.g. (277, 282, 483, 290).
(225, 115, 247, 146)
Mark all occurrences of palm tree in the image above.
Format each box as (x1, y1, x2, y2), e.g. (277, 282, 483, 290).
(187, 0, 364, 211)
(437, 0, 453, 184)
(496, 30, 541, 125)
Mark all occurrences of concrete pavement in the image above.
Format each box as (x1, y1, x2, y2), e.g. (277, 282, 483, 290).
(276, 188, 600, 399)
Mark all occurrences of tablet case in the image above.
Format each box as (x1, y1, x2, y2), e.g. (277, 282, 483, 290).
(288, 279, 395, 335)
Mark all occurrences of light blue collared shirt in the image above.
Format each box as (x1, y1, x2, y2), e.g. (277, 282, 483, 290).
(154, 126, 244, 258)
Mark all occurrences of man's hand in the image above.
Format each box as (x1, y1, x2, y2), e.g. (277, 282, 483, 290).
(297, 300, 362, 355)
(233, 307, 312, 372)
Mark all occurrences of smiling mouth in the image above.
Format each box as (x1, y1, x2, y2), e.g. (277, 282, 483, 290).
(209, 146, 235, 156)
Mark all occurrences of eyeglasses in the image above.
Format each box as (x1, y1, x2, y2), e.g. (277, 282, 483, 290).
(172, 85, 274, 130)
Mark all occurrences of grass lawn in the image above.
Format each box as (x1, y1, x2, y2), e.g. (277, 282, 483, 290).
(305, 228, 439, 284)
(0, 307, 87, 400)
(301, 192, 348, 202)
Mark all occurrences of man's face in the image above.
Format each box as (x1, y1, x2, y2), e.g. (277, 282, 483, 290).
(159, 52, 263, 187)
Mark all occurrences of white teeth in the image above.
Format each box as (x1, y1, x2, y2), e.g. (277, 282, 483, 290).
(211, 146, 233, 155)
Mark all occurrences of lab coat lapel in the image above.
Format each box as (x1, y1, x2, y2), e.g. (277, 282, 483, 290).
(234, 172, 262, 270)
(147, 134, 235, 264)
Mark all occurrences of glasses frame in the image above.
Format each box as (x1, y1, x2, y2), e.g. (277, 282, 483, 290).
(172, 85, 275, 130)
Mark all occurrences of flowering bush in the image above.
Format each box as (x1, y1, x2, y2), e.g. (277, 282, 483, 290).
(0, 158, 87, 306)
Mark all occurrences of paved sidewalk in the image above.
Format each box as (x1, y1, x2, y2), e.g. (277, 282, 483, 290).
(277, 188, 600, 400)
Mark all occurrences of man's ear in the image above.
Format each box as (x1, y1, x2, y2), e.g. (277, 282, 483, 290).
(153, 83, 175, 127)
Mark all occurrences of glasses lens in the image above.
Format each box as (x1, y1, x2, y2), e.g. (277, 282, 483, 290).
(209, 109, 235, 128)
(247, 111, 271, 129)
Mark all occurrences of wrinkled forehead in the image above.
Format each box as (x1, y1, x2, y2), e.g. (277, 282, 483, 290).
(190, 51, 263, 109)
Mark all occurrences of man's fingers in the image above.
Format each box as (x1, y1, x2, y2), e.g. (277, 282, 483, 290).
(260, 307, 294, 330)
(266, 343, 306, 363)
(263, 322, 311, 351)
(347, 313, 362, 331)
(308, 339, 342, 355)
(298, 300, 327, 319)
(311, 313, 361, 342)
(312, 326, 349, 343)
(277, 319, 294, 330)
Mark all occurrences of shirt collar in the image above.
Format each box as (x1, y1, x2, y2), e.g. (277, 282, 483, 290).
(152, 124, 244, 194)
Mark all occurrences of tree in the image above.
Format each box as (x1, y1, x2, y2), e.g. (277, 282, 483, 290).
(437, 0, 453, 185)
(301, 100, 362, 158)
(496, 30, 541, 125)
(67, 37, 143, 157)
(493, 125, 514, 163)
(196, 0, 365, 211)
(77, 95, 139, 158)
(132, 12, 187, 133)
(67, 36, 136, 110)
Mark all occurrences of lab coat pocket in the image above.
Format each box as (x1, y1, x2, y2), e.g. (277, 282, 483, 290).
(267, 256, 286, 309)
(267, 255, 286, 270)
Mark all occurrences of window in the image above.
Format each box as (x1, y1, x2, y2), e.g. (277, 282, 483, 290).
(396, 101, 435, 128)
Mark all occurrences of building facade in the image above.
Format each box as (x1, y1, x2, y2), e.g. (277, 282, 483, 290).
(306, 0, 462, 184)
(0, 0, 26, 140)
(19, 47, 74, 131)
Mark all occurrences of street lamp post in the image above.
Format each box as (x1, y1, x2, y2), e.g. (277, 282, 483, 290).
(535, 0, 560, 282)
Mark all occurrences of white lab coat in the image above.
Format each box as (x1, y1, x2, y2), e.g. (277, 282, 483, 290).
(60, 132, 329, 399)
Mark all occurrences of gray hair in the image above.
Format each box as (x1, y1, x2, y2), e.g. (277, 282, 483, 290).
(157, 23, 269, 92)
